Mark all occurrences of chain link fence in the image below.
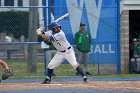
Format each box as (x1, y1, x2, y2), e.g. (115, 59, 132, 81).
(0, 0, 122, 80)
(0, 42, 45, 80)
(0, 0, 46, 80)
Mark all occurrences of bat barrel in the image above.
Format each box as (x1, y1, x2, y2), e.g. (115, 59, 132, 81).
(54, 13, 70, 22)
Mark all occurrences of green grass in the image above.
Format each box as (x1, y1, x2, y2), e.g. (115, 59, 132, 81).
(95, 74, 140, 78)
(1, 60, 140, 80)
(0, 60, 45, 79)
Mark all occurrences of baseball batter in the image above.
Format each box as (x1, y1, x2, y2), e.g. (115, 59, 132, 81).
(36, 22, 88, 84)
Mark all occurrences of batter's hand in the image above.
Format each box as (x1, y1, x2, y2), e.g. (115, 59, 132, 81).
(36, 27, 45, 35)
(36, 30, 42, 35)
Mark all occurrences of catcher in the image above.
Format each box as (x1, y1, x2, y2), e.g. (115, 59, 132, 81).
(0, 59, 14, 82)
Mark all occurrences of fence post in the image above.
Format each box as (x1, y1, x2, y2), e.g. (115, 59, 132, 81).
(117, 0, 121, 74)
(43, 0, 47, 75)
(28, 0, 38, 73)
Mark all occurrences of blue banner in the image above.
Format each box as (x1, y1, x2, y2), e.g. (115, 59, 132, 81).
(54, 0, 119, 64)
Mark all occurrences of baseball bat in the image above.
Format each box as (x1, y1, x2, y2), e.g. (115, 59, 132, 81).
(54, 13, 70, 22)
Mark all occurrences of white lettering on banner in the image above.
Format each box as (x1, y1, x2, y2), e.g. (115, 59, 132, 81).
(109, 44, 115, 53)
(66, 0, 102, 39)
(85, 0, 102, 39)
(94, 44, 115, 54)
(102, 45, 108, 53)
(94, 45, 101, 54)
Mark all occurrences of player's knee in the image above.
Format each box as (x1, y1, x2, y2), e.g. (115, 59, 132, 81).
(72, 62, 79, 69)
(48, 63, 55, 69)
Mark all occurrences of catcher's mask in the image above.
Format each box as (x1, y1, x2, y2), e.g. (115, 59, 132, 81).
(48, 22, 61, 32)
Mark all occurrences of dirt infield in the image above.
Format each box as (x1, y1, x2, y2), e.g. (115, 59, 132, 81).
(0, 81, 140, 92)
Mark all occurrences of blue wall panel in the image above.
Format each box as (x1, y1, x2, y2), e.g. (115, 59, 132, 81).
(53, 0, 120, 65)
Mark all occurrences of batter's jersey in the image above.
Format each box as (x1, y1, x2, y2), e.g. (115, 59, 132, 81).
(45, 30, 52, 35)
(49, 30, 71, 52)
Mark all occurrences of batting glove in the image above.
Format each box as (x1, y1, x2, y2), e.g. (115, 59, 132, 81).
(36, 30, 42, 35)
(36, 27, 45, 35)
(39, 27, 44, 32)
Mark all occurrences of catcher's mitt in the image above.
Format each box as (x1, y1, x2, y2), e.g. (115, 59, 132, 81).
(2, 69, 14, 80)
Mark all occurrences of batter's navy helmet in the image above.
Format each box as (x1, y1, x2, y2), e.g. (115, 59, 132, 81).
(48, 22, 61, 31)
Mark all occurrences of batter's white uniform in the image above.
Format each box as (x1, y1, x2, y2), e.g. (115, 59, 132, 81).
(47, 30, 78, 69)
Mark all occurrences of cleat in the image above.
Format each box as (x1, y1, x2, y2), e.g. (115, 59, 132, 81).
(76, 72, 80, 76)
(41, 76, 51, 84)
(86, 72, 91, 76)
(83, 76, 89, 83)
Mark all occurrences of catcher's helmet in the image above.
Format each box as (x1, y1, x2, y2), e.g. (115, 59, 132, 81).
(48, 22, 61, 31)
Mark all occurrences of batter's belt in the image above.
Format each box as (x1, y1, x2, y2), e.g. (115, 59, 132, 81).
(59, 46, 71, 53)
